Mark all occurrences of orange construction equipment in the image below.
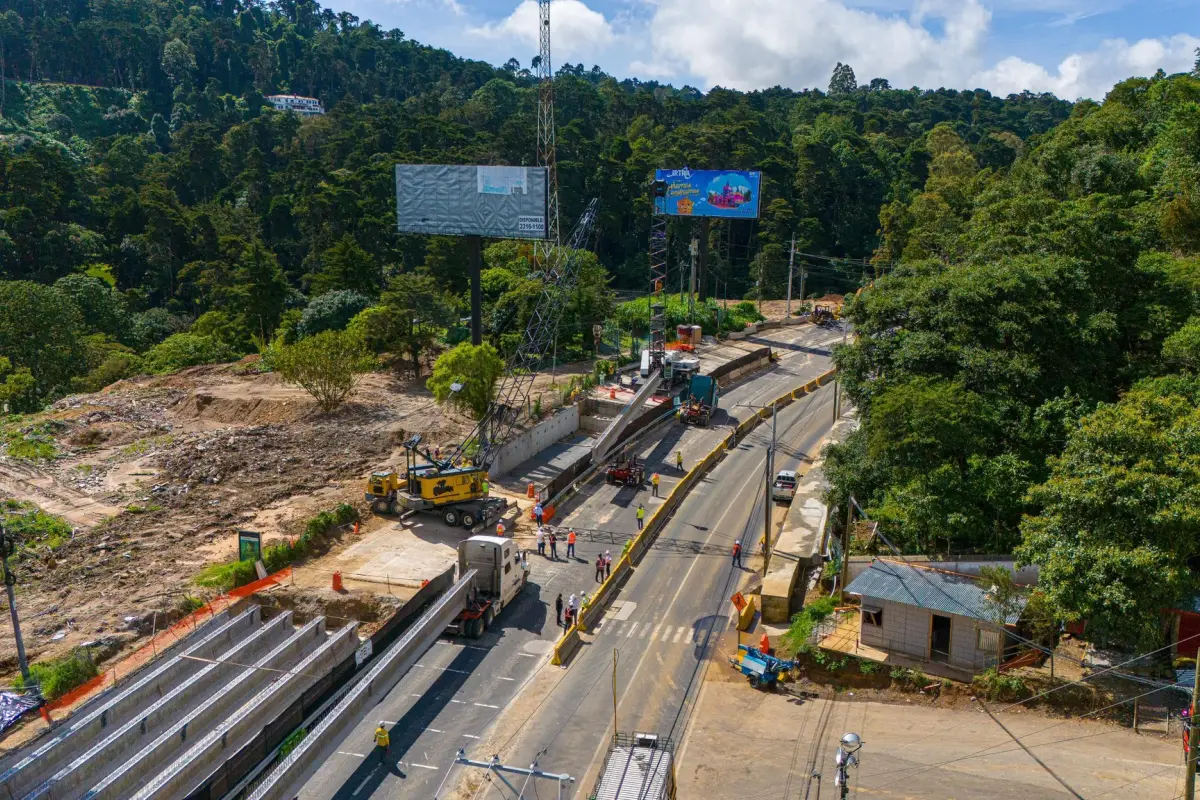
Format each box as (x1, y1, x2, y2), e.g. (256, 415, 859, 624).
(332, 571, 344, 592)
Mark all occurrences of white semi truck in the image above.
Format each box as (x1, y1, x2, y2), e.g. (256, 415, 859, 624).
(448, 535, 529, 639)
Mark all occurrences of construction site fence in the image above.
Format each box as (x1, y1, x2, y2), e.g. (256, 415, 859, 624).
(182, 566, 456, 800)
(550, 366, 837, 667)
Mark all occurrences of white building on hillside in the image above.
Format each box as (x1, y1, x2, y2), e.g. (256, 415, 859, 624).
(264, 94, 324, 116)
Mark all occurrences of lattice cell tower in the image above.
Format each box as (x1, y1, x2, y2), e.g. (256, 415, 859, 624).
(536, 0, 561, 252)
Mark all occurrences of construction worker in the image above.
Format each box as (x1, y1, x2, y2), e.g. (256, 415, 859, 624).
(651, 472, 660, 497)
(549, 530, 558, 560)
(567, 528, 577, 558)
(373, 722, 390, 765)
(496, 519, 506, 537)
(604, 550, 613, 579)
(555, 593, 564, 627)
(481, 478, 489, 495)
(635, 504, 645, 530)
(675, 450, 684, 471)
(536, 527, 546, 556)
(732, 539, 742, 567)
(595, 553, 605, 583)
(533, 502, 544, 526)
(622, 537, 633, 557)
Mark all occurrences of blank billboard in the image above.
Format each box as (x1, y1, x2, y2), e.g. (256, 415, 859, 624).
(395, 164, 549, 239)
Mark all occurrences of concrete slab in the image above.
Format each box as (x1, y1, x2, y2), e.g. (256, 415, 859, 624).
(321, 523, 460, 589)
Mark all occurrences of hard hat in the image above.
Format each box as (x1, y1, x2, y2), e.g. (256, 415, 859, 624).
(735, 539, 741, 544)
(379, 721, 386, 727)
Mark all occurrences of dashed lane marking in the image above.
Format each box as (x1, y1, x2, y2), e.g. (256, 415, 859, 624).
(410, 763, 439, 770)
(338, 751, 366, 758)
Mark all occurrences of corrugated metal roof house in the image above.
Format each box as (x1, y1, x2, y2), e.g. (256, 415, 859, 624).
(844, 559, 1026, 677)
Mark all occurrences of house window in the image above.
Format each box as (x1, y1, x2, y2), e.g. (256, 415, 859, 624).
(862, 606, 883, 627)
(978, 628, 1000, 652)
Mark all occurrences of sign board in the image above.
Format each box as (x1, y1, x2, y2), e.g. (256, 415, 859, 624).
(730, 592, 748, 613)
(354, 639, 373, 668)
(395, 164, 549, 239)
(654, 169, 762, 219)
(237, 530, 262, 562)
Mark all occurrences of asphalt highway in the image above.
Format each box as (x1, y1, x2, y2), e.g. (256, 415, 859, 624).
(295, 321, 844, 799)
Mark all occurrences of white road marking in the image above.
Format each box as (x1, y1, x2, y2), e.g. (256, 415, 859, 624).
(497, 676, 516, 681)
(650, 623, 663, 641)
(451, 699, 465, 704)
(410, 763, 439, 770)
(661, 626, 673, 642)
(474, 702, 500, 709)
(518, 652, 538, 657)
(427, 728, 443, 733)
(337, 751, 367, 758)
(414, 664, 473, 675)
(638, 624, 650, 639)
(673, 626, 686, 643)
(462, 734, 480, 739)
(352, 767, 377, 795)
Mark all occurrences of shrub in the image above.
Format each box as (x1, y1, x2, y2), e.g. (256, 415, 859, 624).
(428, 342, 505, 419)
(274, 330, 376, 412)
(71, 350, 144, 393)
(973, 668, 1029, 701)
(781, 596, 838, 653)
(857, 659, 880, 675)
(890, 666, 929, 691)
(12, 648, 98, 700)
(295, 290, 372, 339)
(279, 727, 308, 757)
(130, 307, 188, 350)
(142, 333, 237, 374)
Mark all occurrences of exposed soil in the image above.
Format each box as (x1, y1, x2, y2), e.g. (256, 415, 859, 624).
(0, 363, 481, 678)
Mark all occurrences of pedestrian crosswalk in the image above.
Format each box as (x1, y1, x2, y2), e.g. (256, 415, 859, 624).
(590, 617, 717, 647)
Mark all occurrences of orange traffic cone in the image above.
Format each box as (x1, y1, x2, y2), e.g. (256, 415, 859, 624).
(527, 483, 536, 498)
(610, 387, 617, 399)
(760, 632, 771, 655)
(353, 521, 360, 535)
(332, 572, 344, 592)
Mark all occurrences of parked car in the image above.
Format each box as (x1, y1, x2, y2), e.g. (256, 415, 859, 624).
(771, 469, 797, 502)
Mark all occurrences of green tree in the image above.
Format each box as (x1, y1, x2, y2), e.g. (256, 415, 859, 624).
(1163, 317, 1200, 372)
(376, 271, 456, 378)
(142, 333, 236, 374)
(1017, 376, 1200, 649)
(0, 281, 86, 404)
(828, 62, 857, 95)
(307, 236, 382, 298)
(0, 356, 37, 412)
(274, 330, 377, 413)
(296, 290, 373, 339)
(427, 342, 504, 419)
(53, 274, 131, 342)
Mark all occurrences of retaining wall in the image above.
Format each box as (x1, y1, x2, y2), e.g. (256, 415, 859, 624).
(490, 405, 581, 478)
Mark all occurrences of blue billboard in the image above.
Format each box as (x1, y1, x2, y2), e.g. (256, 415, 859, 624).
(654, 169, 761, 219)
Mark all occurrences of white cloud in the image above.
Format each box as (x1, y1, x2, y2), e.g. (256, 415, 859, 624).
(974, 34, 1200, 100)
(470, 0, 615, 63)
(639, 0, 992, 92)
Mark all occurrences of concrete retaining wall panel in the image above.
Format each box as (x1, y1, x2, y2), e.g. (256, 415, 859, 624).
(491, 406, 581, 478)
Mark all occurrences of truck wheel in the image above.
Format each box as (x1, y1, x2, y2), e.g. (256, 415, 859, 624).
(469, 618, 484, 639)
(483, 606, 495, 630)
(749, 675, 762, 690)
(462, 511, 477, 528)
(373, 498, 391, 515)
(443, 508, 460, 527)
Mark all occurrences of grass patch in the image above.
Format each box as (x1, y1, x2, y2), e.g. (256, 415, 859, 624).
(12, 648, 99, 700)
(194, 503, 359, 592)
(279, 727, 308, 757)
(119, 434, 174, 458)
(0, 418, 63, 461)
(124, 503, 163, 514)
(889, 666, 929, 692)
(972, 668, 1030, 702)
(2, 500, 73, 550)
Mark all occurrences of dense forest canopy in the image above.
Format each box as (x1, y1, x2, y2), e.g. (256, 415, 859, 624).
(2, 1, 1198, 648)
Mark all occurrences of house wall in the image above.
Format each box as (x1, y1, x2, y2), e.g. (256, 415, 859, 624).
(858, 595, 999, 673)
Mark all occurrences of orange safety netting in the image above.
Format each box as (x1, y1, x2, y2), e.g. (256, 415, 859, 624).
(43, 567, 292, 718)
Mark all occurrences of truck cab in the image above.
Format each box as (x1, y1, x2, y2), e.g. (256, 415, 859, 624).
(452, 536, 529, 638)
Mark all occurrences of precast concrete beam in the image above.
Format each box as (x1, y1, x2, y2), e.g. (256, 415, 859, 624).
(24, 611, 292, 800)
(246, 571, 477, 800)
(131, 622, 360, 800)
(0, 609, 253, 800)
(86, 616, 330, 800)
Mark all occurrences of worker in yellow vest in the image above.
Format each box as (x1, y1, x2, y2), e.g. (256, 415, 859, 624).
(373, 722, 390, 765)
(636, 503, 646, 530)
(651, 472, 660, 497)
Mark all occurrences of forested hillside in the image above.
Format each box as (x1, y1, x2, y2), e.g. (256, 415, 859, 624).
(0, 1, 1073, 410)
(827, 67, 1200, 648)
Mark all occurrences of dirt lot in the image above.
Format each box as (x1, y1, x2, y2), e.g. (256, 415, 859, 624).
(0, 363, 487, 678)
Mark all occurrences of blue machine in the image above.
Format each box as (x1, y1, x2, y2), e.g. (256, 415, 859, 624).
(730, 645, 798, 690)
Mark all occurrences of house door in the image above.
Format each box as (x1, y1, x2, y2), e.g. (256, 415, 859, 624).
(930, 615, 952, 663)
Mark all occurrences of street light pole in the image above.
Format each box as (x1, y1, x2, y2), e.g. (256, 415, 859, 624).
(0, 522, 31, 685)
(786, 235, 795, 318)
(738, 401, 779, 567)
(835, 733, 863, 800)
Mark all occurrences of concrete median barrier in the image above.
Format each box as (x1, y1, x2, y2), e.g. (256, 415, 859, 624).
(550, 625, 582, 667)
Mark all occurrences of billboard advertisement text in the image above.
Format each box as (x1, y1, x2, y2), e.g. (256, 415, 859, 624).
(655, 169, 761, 219)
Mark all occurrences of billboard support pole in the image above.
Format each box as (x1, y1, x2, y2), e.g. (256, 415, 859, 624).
(697, 218, 711, 302)
(468, 235, 483, 346)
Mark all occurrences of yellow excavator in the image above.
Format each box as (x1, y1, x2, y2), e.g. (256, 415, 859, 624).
(365, 435, 508, 529)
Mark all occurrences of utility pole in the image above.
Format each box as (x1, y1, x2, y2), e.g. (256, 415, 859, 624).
(0, 522, 31, 685)
(764, 400, 777, 567)
(786, 235, 796, 318)
(451, 751, 574, 800)
(1187, 647, 1200, 799)
(798, 261, 807, 313)
(839, 497, 853, 595)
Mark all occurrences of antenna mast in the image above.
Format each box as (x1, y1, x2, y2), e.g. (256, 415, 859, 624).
(537, 0, 561, 250)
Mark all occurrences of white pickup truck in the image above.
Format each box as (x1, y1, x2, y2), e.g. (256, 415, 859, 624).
(448, 536, 529, 639)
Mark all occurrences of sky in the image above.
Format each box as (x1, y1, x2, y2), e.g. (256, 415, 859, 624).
(334, 0, 1199, 101)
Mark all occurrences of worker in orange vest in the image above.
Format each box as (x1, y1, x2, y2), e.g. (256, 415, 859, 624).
(566, 529, 577, 558)
(732, 539, 742, 567)
(651, 473, 660, 497)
